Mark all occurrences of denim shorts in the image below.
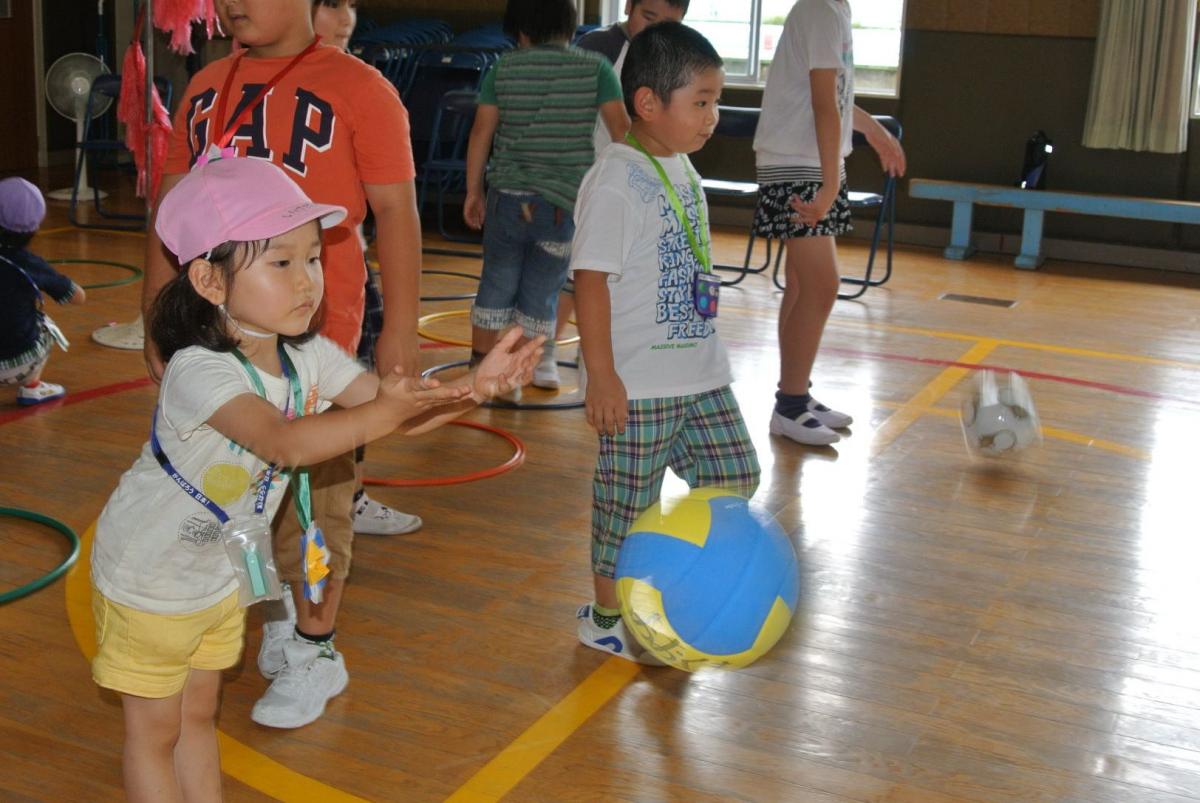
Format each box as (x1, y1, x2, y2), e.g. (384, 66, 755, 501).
(472, 189, 574, 337)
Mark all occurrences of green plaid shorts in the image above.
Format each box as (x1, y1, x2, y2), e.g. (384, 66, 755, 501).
(591, 385, 760, 578)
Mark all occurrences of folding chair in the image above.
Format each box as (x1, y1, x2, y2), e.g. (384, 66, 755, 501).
(70, 73, 173, 230)
(417, 89, 478, 242)
(836, 115, 902, 299)
(771, 115, 902, 300)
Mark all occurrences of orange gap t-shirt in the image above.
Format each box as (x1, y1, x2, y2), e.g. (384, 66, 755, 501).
(164, 44, 416, 353)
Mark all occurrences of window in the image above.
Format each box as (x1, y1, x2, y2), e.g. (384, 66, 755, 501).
(601, 0, 906, 97)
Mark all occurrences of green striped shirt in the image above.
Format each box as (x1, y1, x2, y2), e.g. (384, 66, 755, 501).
(479, 45, 622, 213)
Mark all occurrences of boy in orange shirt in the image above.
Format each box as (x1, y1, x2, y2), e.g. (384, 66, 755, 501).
(142, 0, 422, 729)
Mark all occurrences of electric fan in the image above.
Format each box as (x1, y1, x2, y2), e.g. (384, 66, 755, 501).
(44, 52, 111, 200)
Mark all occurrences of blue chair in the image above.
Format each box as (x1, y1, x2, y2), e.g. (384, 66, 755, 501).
(744, 114, 902, 300)
(70, 73, 173, 230)
(835, 115, 902, 299)
(700, 106, 780, 287)
(417, 89, 479, 242)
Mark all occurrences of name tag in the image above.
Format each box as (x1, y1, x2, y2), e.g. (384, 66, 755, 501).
(694, 273, 720, 319)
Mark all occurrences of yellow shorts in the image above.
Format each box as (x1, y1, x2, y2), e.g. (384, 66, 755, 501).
(91, 587, 245, 699)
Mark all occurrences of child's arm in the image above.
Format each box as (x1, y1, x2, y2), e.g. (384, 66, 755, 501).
(575, 270, 627, 436)
(205, 376, 473, 469)
(598, 99, 630, 144)
(379, 327, 544, 436)
(852, 105, 906, 177)
(791, 68, 842, 228)
(329, 327, 542, 436)
(463, 104, 499, 230)
(142, 173, 187, 382)
(364, 180, 422, 378)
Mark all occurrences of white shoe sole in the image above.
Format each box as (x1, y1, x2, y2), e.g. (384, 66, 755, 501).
(769, 412, 841, 445)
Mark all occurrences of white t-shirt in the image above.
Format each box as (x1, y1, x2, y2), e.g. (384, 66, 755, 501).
(754, 0, 855, 174)
(92, 336, 363, 615)
(570, 143, 732, 400)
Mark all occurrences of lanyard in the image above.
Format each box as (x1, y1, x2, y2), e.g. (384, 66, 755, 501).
(213, 37, 321, 152)
(275, 346, 314, 532)
(151, 344, 300, 524)
(624, 132, 712, 274)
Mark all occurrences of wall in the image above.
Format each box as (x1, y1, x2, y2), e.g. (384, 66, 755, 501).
(692, 0, 1200, 256)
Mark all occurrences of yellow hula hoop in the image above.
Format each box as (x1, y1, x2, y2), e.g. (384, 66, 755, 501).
(417, 308, 580, 348)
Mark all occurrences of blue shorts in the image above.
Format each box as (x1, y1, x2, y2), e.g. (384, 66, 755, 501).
(472, 189, 574, 337)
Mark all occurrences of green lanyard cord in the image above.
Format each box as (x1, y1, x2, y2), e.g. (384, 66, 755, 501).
(624, 132, 712, 274)
(231, 345, 313, 531)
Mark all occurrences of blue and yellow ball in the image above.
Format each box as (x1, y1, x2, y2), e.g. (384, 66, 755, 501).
(615, 487, 799, 671)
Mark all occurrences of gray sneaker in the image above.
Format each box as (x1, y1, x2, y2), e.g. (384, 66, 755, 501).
(352, 494, 422, 536)
(257, 583, 296, 679)
(251, 638, 348, 729)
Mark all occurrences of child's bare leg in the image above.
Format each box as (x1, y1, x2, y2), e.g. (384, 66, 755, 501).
(592, 573, 619, 609)
(293, 575, 346, 635)
(121, 692, 185, 803)
(21, 363, 45, 385)
(778, 236, 839, 395)
(174, 669, 222, 803)
(470, 326, 502, 360)
(555, 292, 574, 343)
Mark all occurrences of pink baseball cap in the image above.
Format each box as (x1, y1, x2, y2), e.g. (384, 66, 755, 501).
(0, 177, 47, 233)
(156, 156, 347, 265)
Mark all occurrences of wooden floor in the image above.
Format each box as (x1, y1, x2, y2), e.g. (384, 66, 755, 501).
(4, 188, 1200, 802)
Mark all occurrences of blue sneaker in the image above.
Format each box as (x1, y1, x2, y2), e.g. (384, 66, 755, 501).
(575, 603, 665, 666)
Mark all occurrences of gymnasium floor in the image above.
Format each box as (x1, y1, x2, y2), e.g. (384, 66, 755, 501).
(3, 191, 1200, 802)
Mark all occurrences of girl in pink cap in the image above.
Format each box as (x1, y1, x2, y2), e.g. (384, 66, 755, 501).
(0, 177, 87, 405)
(91, 156, 542, 802)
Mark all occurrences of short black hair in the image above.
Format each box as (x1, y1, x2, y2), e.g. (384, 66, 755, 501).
(631, 0, 690, 12)
(312, 0, 358, 8)
(502, 0, 577, 45)
(622, 21, 722, 118)
(149, 236, 321, 364)
(0, 227, 35, 250)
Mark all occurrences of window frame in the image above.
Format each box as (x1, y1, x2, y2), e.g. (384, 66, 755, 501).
(600, 0, 906, 98)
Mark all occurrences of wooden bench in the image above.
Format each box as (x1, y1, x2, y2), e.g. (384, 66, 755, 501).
(909, 178, 1200, 269)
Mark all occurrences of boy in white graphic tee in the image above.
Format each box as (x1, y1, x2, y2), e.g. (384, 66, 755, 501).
(570, 23, 760, 664)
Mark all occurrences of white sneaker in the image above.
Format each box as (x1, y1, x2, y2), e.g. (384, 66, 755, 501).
(531, 352, 560, 390)
(17, 381, 65, 406)
(575, 603, 665, 666)
(251, 638, 348, 729)
(805, 397, 853, 429)
(257, 583, 296, 679)
(352, 494, 422, 536)
(769, 410, 841, 446)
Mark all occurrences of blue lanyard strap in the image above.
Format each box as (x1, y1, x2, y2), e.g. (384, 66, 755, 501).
(624, 133, 712, 274)
(152, 343, 297, 524)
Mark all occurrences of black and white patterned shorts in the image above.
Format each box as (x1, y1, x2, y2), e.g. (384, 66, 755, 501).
(753, 180, 853, 239)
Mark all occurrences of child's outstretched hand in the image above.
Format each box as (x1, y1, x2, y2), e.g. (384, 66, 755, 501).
(471, 328, 545, 400)
(377, 371, 474, 421)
